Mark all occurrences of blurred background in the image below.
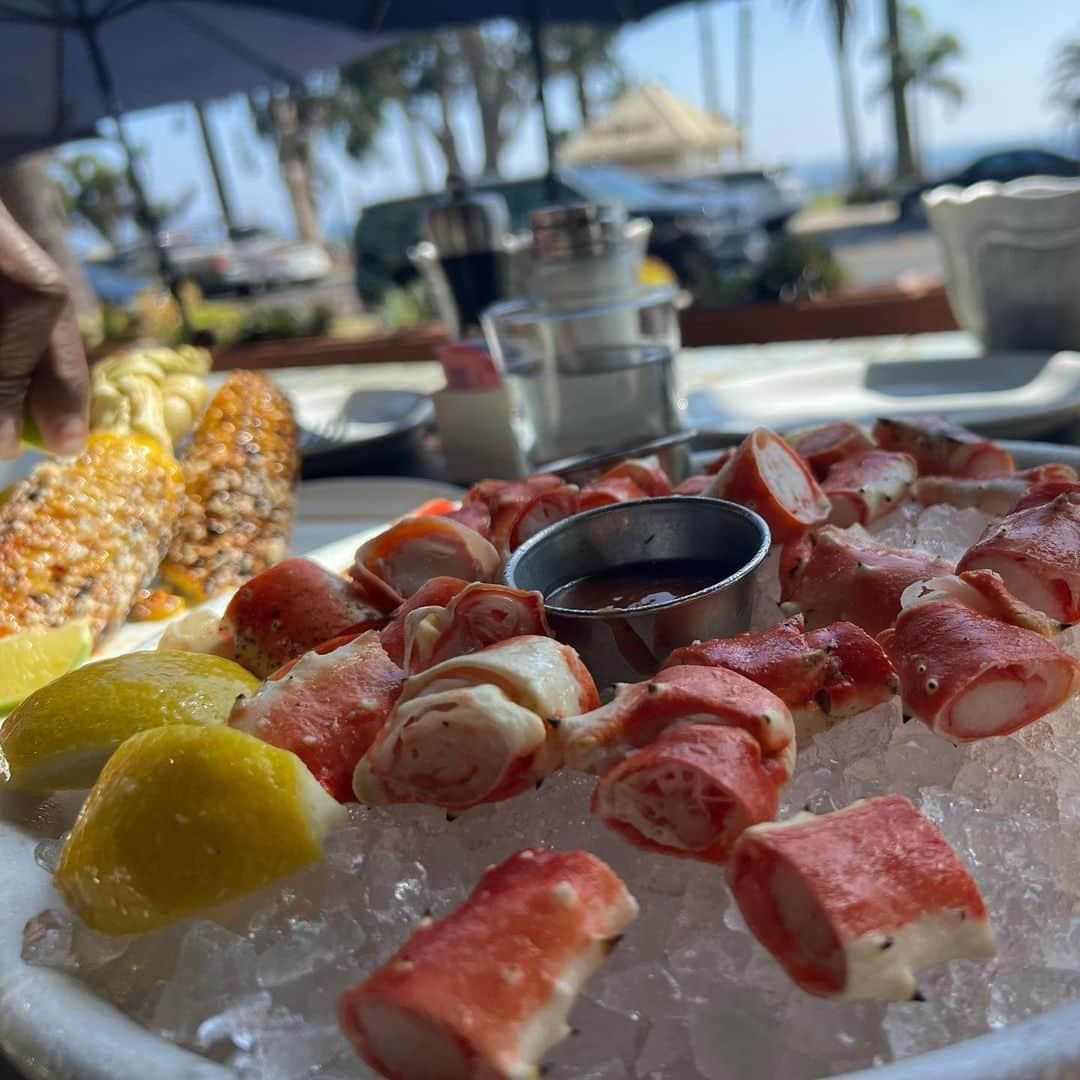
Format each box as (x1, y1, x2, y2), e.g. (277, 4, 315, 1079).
(2, 1, 1078, 357)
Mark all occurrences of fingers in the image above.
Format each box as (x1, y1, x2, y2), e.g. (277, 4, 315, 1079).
(0, 203, 71, 457)
(27, 301, 90, 458)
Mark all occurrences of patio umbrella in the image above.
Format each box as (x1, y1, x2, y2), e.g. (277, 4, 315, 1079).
(0, 2, 391, 301)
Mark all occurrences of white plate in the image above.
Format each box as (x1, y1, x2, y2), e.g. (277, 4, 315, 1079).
(686, 350, 1080, 441)
(3, 449, 1080, 1080)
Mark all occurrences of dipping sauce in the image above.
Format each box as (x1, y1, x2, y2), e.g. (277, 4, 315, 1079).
(546, 559, 737, 612)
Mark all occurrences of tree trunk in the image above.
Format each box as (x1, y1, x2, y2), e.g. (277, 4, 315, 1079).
(400, 103, 434, 192)
(573, 70, 591, 125)
(884, 0, 917, 182)
(832, 31, 865, 193)
(908, 87, 923, 173)
(0, 153, 96, 317)
(430, 42, 466, 177)
(458, 30, 505, 176)
(269, 94, 324, 247)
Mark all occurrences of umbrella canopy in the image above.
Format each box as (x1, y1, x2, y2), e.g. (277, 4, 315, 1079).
(561, 82, 741, 173)
(0, 2, 391, 161)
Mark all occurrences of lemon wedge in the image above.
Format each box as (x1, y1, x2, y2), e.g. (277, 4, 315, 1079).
(0, 619, 93, 716)
(55, 725, 345, 934)
(0, 651, 258, 791)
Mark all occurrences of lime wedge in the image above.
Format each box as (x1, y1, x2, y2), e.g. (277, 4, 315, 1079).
(0, 620, 93, 714)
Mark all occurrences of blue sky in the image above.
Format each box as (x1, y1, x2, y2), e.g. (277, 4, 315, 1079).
(93, 1, 1079, 240)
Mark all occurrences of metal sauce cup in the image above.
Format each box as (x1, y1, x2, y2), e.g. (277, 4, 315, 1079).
(504, 497, 770, 690)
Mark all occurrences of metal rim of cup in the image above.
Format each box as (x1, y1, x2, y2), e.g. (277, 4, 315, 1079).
(504, 495, 772, 618)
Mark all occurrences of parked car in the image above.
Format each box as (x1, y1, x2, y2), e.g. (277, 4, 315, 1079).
(658, 166, 809, 231)
(93, 227, 333, 297)
(353, 164, 768, 304)
(899, 148, 1080, 220)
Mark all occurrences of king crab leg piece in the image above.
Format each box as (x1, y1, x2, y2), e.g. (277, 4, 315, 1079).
(664, 615, 828, 709)
(706, 427, 831, 543)
(339, 848, 638, 1080)
(352, 517, 499, 600)
(879, 598, 1080, 740)
(727, 795, 996, 1000)
(593, 724, 787, 863)
(403, 582, 550, 675)
(912, 465, 1078, 516)
(559, 664, 794, 775)
(354, 636, 598, 810)
(872, 415, 1014, 477)
(379, 577, 469, 668)
(957, 487, 1080, 623)
(787, 421, 876, 481)
(822, 449, 918, 527)
(900, 569, 1063, 638)
(780, 525, 954, 636)
(222, 557, 398, 678)
(229, 630, 404, 802)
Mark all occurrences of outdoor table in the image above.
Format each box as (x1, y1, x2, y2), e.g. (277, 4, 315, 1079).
(275, 330, 1079, 483)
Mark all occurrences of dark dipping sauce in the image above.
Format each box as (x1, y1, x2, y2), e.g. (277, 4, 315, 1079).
(545, 558, 738, 612)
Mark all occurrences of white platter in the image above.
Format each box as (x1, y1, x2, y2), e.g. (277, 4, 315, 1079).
(685, 350, 1080, 441)
(2, 452, 1080, 1079)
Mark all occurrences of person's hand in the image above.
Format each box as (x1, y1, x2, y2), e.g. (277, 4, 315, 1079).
(0, 201, 89, 459)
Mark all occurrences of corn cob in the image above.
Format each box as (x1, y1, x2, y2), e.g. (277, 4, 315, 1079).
(0, 433, 184, 644)
(160, 371, 298, 603)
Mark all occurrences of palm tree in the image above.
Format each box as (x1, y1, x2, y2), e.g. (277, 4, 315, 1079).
(883, 0, 916, 182)
(789, 0, 867, 194)
(873, 4, 964, 172)
(1048, 37, 1080, 153)
(547, 26, 625, 126)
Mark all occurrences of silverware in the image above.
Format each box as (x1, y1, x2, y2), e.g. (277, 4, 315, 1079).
(504, 496, 770, 689)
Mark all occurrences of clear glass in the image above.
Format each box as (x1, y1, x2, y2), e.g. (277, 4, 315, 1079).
(482, 286, 686, 469)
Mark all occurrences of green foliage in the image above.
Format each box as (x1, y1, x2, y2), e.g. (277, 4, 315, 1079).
(377, 278, 437, 332)
(871, 5, 966, 112)
(690, 236, 845, 308)
(1049, 38, 1080, 149)
(53, 151, 194, 243)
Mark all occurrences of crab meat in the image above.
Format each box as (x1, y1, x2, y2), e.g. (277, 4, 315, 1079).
(441, 500, 492, 538)
(403, 582, 551, 675)
(822, 449, 918, 527)
(229, 631, 404, 802)
(223, 557, 397, 678)
(957, 489, 1080, 623)
(900, 570, 1062, 638)
(879, 599, 1080, 740)
(703, 446, 736, 476)
(593, 724, 786, 863)
(727, 795, 996, 1000)
(673, 474, 712, 497)
(706, 427, 831, 542)
(354, 636, 598, 809)
(1006, 479, 1080, 516)
(353, 517, 499, 599)
(787, 421, 876, 481)
(912, 464, 1078, 516)
(379, 577, 469, 668)
(339, 848, 638, 1080)
(664, 615, 828, 708)
(872, 416, 1014, 477)
(578, 475, 650, 510)
(462, 475, 578, 555)
(665, 616, 896, 746)
(780, 525, 954, 636)
(559, 664, 794, 775)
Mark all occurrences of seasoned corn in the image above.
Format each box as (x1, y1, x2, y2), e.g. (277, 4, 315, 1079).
(160, 371, 298, 602)
(0, 433, 184, 643)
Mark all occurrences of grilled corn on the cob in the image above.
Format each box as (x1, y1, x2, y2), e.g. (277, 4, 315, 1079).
(0, 433, 184, 643)
(160, 371, 298, 603)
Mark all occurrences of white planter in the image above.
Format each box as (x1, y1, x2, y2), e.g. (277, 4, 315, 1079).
(924, 176, 1080, 351)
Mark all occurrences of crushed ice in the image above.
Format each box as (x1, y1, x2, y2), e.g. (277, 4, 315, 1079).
(22, 502, 1080, 1077)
